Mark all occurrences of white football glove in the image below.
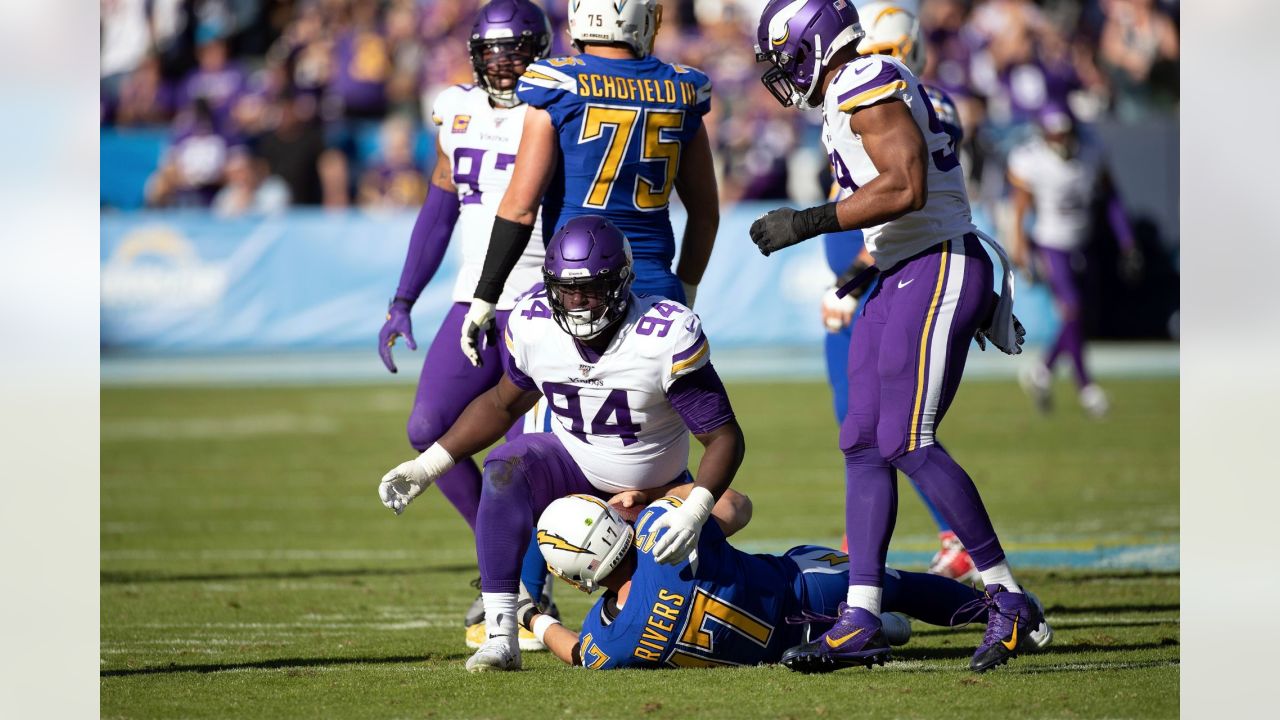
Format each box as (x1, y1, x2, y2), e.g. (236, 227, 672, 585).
(649, 486, 716, 565)
(460, 298, 497, 368)
(821, 286, 857, 332)
(378, 444, 455, 515)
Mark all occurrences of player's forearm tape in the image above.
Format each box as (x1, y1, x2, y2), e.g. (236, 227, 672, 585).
(531, 615, 561, 644)
(684, 486, 716, 522)
(475, 217, 535, 304)
(793, 202, 842, 241)
(396, 182, 461, 302)
(414, 443, 455, 478)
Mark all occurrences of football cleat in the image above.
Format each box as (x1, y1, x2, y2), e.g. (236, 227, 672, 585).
(929, 531, 980, 584)
(780, 604, 890, 673)
(464, 578, 485, 627)
(959, 584, 1046, 672)
(1079, 383, 1109, 419)
(1018, 363, 1053, 414)
(465, 635, 522, 672)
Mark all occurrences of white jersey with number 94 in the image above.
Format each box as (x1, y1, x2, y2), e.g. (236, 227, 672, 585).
(503, 291, 710, 493)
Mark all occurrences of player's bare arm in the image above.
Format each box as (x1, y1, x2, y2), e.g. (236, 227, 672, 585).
(749, 100, 928, 256)
(494, 107, 558, 226)
(672, 124, 719, 306)
(834, 100, 929, 227)
(609, 482, 753, 536)
(377, 374, 540, 514)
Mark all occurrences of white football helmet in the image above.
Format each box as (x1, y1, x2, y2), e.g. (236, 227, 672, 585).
(536, 495, 634, 593)
(567, 0, 662, 58)
(856, 2, 924, 75)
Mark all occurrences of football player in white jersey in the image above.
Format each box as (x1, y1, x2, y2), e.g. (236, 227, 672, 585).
(1008, 106, 1141, 418)
(750, 0, 1040, 674)
(375, 0, 556, 650)
(376, 215, 747, 672)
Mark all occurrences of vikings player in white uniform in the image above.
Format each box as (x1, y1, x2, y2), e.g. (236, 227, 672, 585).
(750, 0, 1039, 674)
(376, 0, 554, 648)
(377, 215, 747, 672)
(1008, 106, 1140, 418)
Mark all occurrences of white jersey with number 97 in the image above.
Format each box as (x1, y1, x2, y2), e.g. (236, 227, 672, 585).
(503, 291, 710, 494)
(821, 54, 975, 270)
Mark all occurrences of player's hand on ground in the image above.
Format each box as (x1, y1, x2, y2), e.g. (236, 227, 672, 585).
(378, 300, 416, 373)
(649, 487, 716, 564)
(821, 287, 857, 332)
(750, 207, 805, 256)
(460, 299, 497, 367)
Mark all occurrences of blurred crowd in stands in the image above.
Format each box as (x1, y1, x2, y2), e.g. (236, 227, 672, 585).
(100, 0, 1179, 215)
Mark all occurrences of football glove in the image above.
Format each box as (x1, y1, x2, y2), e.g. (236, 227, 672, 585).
(750, 203, 841, 257)
(649, 486, 716, 565)
(460, 298, 498, 368)
(378, 444, 455, 515)
(378, 298, 416, 373)
(975, 313, 1027, 355)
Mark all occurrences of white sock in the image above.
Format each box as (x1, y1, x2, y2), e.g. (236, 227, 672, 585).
(481, 592, 518, 640)
(979, 562, 1023, 594)
(846, 585, 882, 616)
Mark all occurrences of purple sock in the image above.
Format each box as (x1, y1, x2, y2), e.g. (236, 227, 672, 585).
(892, 444, 1006, 570)
(1060, 314, 1090, 387)
(433, 460, 482, 532)
(843, 445, 897, 587)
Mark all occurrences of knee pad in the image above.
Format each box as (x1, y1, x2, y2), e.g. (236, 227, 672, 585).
(481, 439, 537, 495)
(839, 411, 879, 452)
(877, 421, 911, 463)
(888, 445, 929, 476)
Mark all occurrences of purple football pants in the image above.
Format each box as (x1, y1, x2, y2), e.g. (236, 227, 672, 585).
(475, 433, 606, 594)
(1034, 244, 1091, 388)
(840, 236, 1007, 586)
(408, 302, 520, 531)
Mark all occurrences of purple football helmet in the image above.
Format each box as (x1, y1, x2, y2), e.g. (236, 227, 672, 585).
(755, 0, 865, 109)
(468, 0, 552, 108)
(543, 216, 635, 340)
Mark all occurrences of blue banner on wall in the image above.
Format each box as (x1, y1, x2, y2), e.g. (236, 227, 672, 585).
(102, 205, 1060, 354)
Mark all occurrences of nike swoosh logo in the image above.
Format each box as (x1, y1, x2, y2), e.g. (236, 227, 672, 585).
(825, 627, 864, 647)
(1001, 618, 1019, 651)
(897, 279, 914, 288)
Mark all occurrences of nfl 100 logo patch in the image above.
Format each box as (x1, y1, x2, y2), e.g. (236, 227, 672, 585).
(452, 115, 471, 134)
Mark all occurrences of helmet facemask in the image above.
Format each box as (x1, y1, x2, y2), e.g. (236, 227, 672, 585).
(544, 268, 634, 340)
(470, 36, 543, 108)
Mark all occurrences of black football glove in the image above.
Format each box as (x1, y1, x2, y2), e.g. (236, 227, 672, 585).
(750, 203, 842, 257)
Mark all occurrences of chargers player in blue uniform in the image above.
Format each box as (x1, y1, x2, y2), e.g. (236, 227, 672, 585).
(516, 494, 1051, 669)
(458, 0, 719, 368)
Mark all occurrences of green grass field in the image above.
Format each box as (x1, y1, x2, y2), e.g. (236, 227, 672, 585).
(102, 378, 1179, 719)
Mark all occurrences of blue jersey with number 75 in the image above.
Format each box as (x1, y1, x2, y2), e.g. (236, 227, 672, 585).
(516, 54, 712, 272)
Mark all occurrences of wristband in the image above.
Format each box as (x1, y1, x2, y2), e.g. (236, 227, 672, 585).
(414, 443, 456, 477)
(684, 486, 716, 523)
(475, 217, 535, 304)
(390, 296, 414, 310)
(792, 202, 842, 241)
(531, 614, 562, 644)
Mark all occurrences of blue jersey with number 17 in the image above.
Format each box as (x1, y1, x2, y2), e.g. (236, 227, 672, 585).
(575, 498, 839, 669)
(516, 54, 712, 274)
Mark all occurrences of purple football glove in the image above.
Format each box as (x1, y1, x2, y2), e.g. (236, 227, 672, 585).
(379, 299, 417, 373)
